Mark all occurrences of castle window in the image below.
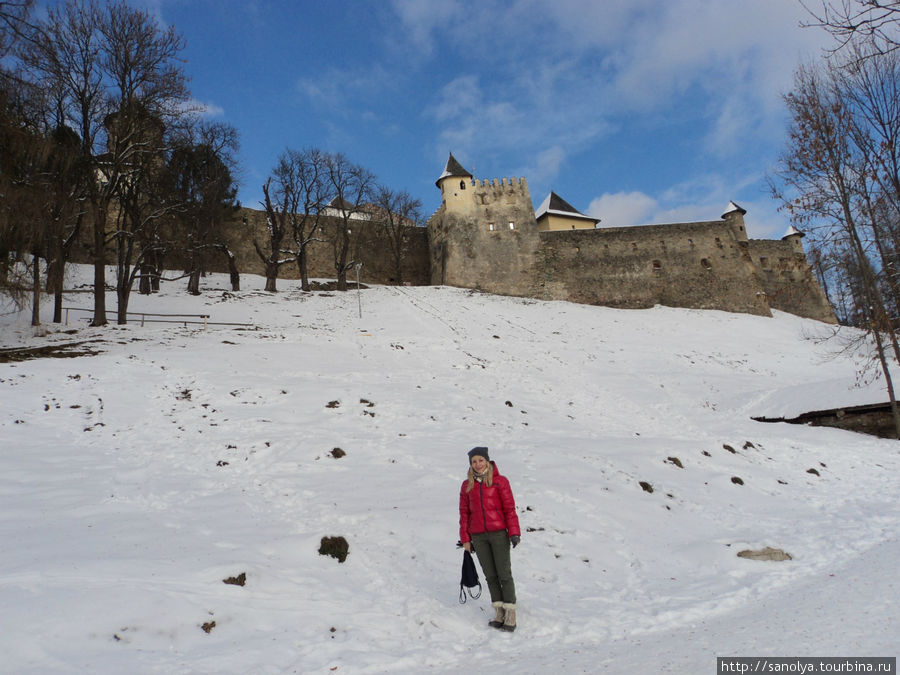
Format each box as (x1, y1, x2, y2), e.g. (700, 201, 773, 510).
(715, 237, 723, 248)
(652, 260, 662, 271)
(488, 222, 495, 231)
(508, 221, 515, 230)
(631, 242, 637, 250)
(701, 258, 712, 270)
(460, 180, 466, 190)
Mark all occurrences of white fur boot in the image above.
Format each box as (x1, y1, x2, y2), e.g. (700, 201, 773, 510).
(488, 601, 505, 628)
(501, 602, 516, 632)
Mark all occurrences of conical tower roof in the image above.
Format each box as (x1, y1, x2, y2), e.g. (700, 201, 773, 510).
(722, 201, 747, 218)
(436, 153, 473, 187)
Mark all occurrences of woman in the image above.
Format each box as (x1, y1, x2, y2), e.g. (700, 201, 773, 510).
(458, 446, 521, 631)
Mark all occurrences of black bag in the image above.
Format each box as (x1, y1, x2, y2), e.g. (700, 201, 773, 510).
(459, 549, 482, 604)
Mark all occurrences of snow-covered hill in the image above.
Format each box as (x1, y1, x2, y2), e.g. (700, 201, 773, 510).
(1, 268, 897, 673)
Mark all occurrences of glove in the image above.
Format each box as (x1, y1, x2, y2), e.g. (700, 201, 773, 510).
(510, 535, 520, 548)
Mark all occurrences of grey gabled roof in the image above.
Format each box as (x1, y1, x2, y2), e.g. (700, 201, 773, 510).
(535, 191, 599, 224)
(436, 153, 473, 186)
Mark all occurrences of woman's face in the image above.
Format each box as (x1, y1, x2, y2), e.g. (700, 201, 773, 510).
(470, 455, 488, 473)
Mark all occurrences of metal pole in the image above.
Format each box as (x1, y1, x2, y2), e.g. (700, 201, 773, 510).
(355, 263, 363, 319)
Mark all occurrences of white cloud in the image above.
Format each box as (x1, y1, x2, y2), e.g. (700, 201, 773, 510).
(588, 191, 659, 227)
(404, 0, 832, 178)
(534, 146, 566, 182)
(296, 64, 395, 116)
(388, 0, 463, 56)
(193, 100, 224, 118)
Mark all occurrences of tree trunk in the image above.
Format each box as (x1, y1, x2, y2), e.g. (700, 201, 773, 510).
(186, 247, 201, 295)
(394, 250, 403, 286)
(47, 248, 64, 323)
(31, 254, 41, 327)
(91, 205, 107, 326)
(228, 256, 240, 291)
(298, 248, 310, 291)
(117, 285, 129, 325)
(265, 261, 278, 292)
(187, 270, 200, 295)
(139, 264, 152, 295)
(335, 228, 351, 291)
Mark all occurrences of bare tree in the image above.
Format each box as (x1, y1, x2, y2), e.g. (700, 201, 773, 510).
(372, 184, 421, 285)
(803, 1, 900, 57)
(286, 148, 329, 291)
(167, 121, 240, 294)
(772, 58, 900, 436)
(323, 153, 375, 291)
(256, 176, 294, 293)
(0, 0, 34, 59)
(0, 0, 36, 306)
(23, 0, 189, 326)
(43, 122, 86, 324)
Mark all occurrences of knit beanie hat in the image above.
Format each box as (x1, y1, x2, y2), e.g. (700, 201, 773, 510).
(468, 446, 490, 461)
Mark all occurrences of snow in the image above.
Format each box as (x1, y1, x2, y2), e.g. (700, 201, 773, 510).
(1, 266, 898, 674)
(535, 193, 595, 222)
(723, 201, 744, 216)
(535, 193, 553, 218)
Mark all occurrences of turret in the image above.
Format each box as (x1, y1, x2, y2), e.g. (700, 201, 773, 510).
(782, 225, 806, 254)
(722, 201, 748, 242)
(435, 153, 473, 209)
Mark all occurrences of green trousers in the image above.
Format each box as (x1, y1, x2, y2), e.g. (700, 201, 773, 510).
(471, 530, 516, 604)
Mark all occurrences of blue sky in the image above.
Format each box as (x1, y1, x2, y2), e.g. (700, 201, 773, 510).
(65, 0, 831, 238)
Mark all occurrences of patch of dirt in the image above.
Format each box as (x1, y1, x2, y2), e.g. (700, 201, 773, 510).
(0, 341, 103, 363)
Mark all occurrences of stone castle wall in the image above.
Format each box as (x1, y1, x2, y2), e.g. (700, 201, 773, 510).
(67, 206, 431, 288)
(533, 221, 771, 315)
(747, 239, 833, 320)
(218, 208, 430, 286)
(426, 171, 836, 323)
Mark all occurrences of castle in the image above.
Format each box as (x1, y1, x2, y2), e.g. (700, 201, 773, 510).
(209, 154, 835, 323)
(425, 154, 836, 322)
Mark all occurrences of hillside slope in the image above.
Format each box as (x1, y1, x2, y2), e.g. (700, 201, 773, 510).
(1, 270, 897, 673)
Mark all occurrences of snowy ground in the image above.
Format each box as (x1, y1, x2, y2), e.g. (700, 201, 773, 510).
(1, 267, 898, 674)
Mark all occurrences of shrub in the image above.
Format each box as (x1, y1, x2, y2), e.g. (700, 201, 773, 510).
(319, 536, 349, 563)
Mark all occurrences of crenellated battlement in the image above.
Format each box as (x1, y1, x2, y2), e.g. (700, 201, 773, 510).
(470, 176, 529, 190)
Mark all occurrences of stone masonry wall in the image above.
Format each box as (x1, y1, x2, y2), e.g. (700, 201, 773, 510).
(533, 221, 772, 315)
(216, 207, 430, 287)
(747, 239, 834, 322)
(429, 178, 540, 296)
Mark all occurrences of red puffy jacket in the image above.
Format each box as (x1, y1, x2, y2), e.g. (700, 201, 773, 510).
(459, 461, 521, 544)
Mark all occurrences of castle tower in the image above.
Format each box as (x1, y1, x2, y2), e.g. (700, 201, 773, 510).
(427, 154, 541, 295)
(436, 153, 474, 210)
(722, 201, 749, 242)
(782, 225, 806, 255)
